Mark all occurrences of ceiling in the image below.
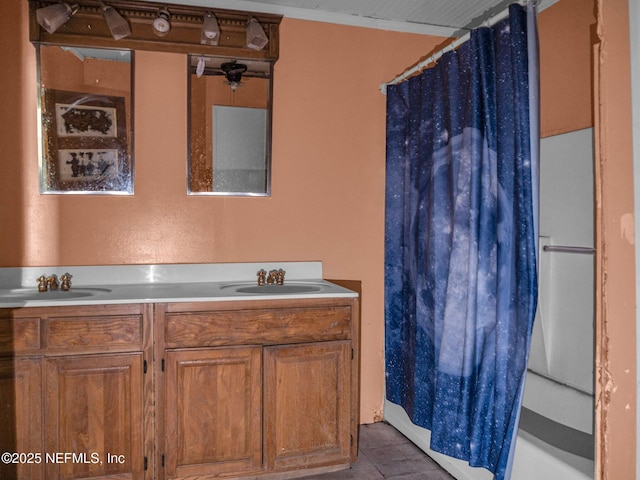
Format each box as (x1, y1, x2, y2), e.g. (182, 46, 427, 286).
(155, 0, 558, 37)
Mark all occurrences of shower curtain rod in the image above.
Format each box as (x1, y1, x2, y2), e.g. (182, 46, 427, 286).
(379, 0, 537, 95)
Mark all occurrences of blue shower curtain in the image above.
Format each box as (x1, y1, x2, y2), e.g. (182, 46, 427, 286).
(384, 4, 538, 480)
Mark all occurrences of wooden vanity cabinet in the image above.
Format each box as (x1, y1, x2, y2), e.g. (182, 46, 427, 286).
(156, 297, 359, 480)
(0, 304, 152, 480)
(0, 294, 359, 480)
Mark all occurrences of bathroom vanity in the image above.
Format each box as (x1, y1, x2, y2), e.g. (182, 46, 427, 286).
(0, 262, 360, 480)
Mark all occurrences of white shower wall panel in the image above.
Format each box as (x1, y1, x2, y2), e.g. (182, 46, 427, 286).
(544, 242, 594, 393)
(539, 128, 594, 247)
(532, 127, 595, 394)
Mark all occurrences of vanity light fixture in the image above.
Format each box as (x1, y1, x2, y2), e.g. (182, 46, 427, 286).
(98, 1, 131, 40)
(152, 8, 171, 37)
(201, 12, 219, 46)
(246, 16, 268, 51)
(36, 2, 79, 34)
(30, 1, 282, 60)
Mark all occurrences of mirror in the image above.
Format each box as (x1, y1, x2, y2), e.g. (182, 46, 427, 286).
(188, 55, 272, 196)
(37, 45, 133, 194)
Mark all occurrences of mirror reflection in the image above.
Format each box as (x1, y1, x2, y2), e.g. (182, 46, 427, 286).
(188, 55, 272, 196)
(37, 45, 133, 194)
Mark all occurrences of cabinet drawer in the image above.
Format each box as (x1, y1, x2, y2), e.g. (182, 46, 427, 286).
(0, 318, 41, 355)
(44, 315, 143, 353)
(165, 306, 351, 348)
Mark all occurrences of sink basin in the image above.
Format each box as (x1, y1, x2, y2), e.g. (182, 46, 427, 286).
(220, 283, 325, 295)
(0, 287, 112, 302)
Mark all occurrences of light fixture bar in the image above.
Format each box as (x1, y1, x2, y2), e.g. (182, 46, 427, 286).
(29, 0, 282, 61)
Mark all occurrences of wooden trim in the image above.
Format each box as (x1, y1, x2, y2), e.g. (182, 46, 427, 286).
(153, 303, 167, 478)
(142, 303, 154, 480)
(326, 280, 362, 460)
(162, 296, 357, 313)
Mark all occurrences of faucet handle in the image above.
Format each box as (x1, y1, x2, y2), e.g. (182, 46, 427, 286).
(37, 275, 48, 292)
(60, 273, 73, 291)
(267, 270, 278, 285)
(47, 274, 59, 291)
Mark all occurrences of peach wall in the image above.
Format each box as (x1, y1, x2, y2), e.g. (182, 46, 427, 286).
(0, 0, 443, 423)
(538, 0, 595, 137)
(594, 0, 636, 478)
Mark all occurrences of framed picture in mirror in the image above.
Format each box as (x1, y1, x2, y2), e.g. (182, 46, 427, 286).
(40, 88, 131, 193)
(36, 44, 133, 194)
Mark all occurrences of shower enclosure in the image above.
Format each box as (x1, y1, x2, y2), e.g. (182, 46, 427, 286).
(521, 126, 595, 476)
(385, 127, 596, 480)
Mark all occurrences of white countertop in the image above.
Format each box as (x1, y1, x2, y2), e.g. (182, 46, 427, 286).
(0, 262, 358, 308)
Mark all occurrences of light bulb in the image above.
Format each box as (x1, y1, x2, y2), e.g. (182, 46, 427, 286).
(152, 9, 171, 37)
(36, 2, 79, 34)
(201, 13, 219, 45)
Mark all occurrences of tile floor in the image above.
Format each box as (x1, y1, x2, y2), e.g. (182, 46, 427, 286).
(304, 422, 456, 480)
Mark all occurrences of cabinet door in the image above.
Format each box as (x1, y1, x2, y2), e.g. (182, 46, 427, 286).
(44, 353, 144, 480)
(0, 357, 43, 480)
(163, 347, 262, 479)
(264, 341, 351, 470)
